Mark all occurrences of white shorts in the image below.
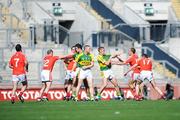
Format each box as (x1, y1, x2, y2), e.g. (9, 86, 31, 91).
(65, 70, 76, 80)
(127, 71, 139, 81)
(101, 69, 114, 80)
(79, 68, 92, 80)
(138, 70, 153, 82)
(41, 70, 52, 82)
(12, 74, 27, 83)
(74, 67, 80, 77)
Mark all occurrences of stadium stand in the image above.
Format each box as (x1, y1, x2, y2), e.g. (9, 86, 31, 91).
(79, 2, 113, 30)
(0, 0, 180, 91)
(90, 0, 140, 40)
(172, 0, 180, 20)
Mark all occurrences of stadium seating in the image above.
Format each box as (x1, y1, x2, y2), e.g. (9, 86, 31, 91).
(153, 61, 176, 79)
(90, 0, 140, 40)
(1, 5, 29, 42)
(79, 2, 113, 30)
(172, 0, 180, 20)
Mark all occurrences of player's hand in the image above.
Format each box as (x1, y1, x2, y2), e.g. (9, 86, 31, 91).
(124, 73, 127, 76)
(82, 66, 88, 70)
(59, 55, 64, 59)
(105, 61, 110, 65)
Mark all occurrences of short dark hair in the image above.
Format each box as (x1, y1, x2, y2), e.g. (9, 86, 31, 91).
(98, 47, 104, 52)
(71, 46, 76, 50)
(47, 49, 53, 54)
(15, 44, 22, 52)
(84, 45, 90, 50)
(130, 48, 136, 54)
(75, 43, 82, 50)
(142, 53, 148, 58)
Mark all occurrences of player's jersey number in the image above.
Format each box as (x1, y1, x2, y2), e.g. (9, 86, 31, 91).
(44, 60, 49, 67)
(14, 58, 20, 67)
(143, 60, 150, 66)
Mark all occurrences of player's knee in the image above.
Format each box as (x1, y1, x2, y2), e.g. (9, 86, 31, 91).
(22, 80, 28, 86)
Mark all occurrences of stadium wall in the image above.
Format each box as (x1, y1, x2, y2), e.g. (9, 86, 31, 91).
(1, 83, 180, 101)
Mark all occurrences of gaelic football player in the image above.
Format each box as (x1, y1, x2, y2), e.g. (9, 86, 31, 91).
(96, 47, 123, 100)
(37, 49, 60, 101)
(9, 44, 28, 104)
(116, 48, 141, 99)
(63, 46, 77, 100)
(124, 54, 165, 100)
(75, 45, 94, 101)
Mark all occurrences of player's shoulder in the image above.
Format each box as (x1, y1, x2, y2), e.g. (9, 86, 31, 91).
(77, 52, 83, 57)
(89, 53, 94, 58)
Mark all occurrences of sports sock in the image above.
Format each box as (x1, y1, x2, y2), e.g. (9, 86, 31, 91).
(19, 92, 23, 96)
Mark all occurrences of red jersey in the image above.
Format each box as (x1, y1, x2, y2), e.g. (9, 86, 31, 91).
(67, 60, 76, 71)
(64, 57, 76, 71)
(9, 52, 27, 75)
(42, 55, 59, 71)
(137, 57, 152, 71)
(125, 54, 140, 73)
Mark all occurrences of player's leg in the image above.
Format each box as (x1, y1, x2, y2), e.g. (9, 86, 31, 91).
(97, 70, 109, 98)
(86, 77, 94, 100)
(18, 75, 28, 103)
(83, 79, 90, 99)
(128, 80, 136, 90)
(134, 80, 143, 101)
(64, 80, 68, 93)
(97, 78, 108, 97)
(64, 79, 68, 100)
(11, 79, 18, 104)
(72, 76, 78, 99)
(127, 71, 135, 89)
(37, 82, 46, 101)
(150, 79, 164, 97)
(110, 78, 123, 100)
(66, 79, 73, 100)
(72, 68, 80, 98)
(43, 81, 52, 101)
(75, 78, 83, 101)
(75, 69, 85, 101)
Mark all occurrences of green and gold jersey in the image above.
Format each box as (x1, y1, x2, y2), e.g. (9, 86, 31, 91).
(75, 52, 94, 68)
(97, 54, 111, 71)
(73, 53, 79, 59)
(73, 53, 80, 67)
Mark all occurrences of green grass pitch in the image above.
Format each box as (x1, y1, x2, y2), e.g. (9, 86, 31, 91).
(0, 100, 180, 120)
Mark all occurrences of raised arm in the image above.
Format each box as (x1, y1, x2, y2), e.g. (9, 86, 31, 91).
(59, 52, 74, 59)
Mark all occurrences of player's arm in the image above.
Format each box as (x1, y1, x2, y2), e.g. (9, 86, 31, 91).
(82, 61, 94, 70)
(59, 53, 74, 59)
(124, 63, 138, 76)
(9, 62, 13, 69)
(9, 57, 13, 69)
(82, 54, 94, 70)
(116, 56, 124, 63)
(25, 59, 29, 72)
(63, 61, 68, 71)
(110, 51, 123, 59)
(116, 55, 134, 65)
(72, 61, 77, 71)
(97, 56, 110, 65)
